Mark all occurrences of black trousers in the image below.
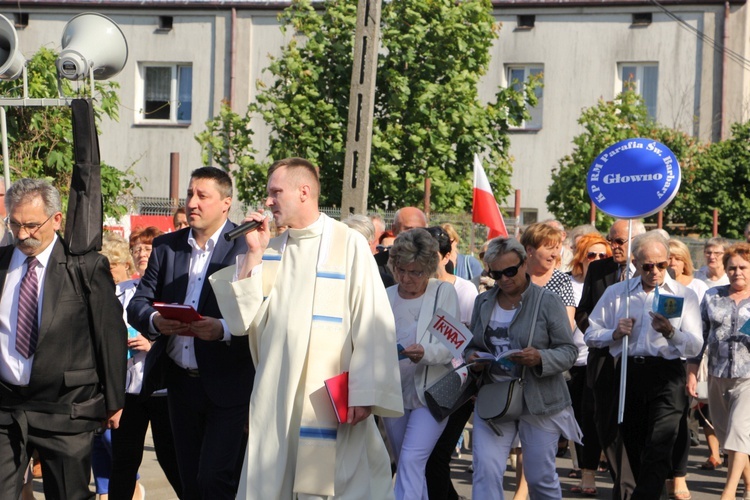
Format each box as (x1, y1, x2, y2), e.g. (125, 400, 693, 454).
(620, 357, 686, 500)
(568, 365, 603, 470)
(167, 364, 248, 500)
(425, 400, 474, 500)
(0, 410, 95, 499)
(110, 393, 182, 499)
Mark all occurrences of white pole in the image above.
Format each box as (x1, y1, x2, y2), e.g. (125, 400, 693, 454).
(1, 107, 10, 189)
(617, 219, 634, 424)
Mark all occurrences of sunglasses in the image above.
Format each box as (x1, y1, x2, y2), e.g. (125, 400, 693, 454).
(488, 262, 523, 280)
(606, 237, 631, 247)
(586, 252, 607, 260)
(640, 261, 669, 272)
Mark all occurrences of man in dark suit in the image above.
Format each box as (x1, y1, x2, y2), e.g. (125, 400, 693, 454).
(127, 167, 253, 500)
(0, 178, 127, 499)
(576, 218, 644, 499)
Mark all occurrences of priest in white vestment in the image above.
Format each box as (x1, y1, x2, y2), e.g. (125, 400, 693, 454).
(210, 158, 404, 499)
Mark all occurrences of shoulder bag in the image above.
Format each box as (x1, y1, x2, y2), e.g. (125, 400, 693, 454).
(475, 288, 544, 436)
(424, 361, 478, 422)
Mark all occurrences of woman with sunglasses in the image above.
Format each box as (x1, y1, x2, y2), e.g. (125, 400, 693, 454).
(465, 237, 579, 499)
(384, 228, 460, 500)
(687, 243, 750, 500)
(566, 233, 612, 495)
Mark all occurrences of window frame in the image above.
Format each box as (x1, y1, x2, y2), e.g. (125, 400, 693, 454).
(135, 62, 193, 126)
(618, 62, 659, 120)
(506, 64, 544, 131)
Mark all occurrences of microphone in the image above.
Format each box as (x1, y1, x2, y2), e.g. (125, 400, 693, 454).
(224, 211, 272, 242)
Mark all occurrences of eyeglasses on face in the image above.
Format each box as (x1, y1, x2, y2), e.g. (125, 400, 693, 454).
(130, 245, 153, 256)
(394, 266, 425, 279)
(488, 262, 523, 280)
(5, 213, 54, 234)
(586, 252, 607, 260)
(606, 237, 631, 247)
(640, 261, 669, 272)
(705, 251, 724, 256)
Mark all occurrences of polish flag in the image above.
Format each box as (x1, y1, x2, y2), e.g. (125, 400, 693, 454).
(472, 155, 508, 238)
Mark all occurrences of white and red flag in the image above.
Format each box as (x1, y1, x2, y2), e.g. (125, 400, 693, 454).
(472, 154, 508, 238)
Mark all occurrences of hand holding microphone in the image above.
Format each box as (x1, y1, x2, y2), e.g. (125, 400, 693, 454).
(224, 210, 272, 241)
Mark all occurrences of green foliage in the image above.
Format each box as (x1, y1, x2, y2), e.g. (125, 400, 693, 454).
(546, 91, 702, 231)
(197, 0, 535, 211)
(0, 47, 139, 218)
(682, 121, 750, 239)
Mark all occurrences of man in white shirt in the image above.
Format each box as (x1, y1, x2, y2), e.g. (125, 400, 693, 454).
(128, 167, 252, 499)
(586, 231, 702, 499)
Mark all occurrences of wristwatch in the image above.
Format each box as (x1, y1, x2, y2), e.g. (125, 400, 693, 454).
(665, 326, 676, 340)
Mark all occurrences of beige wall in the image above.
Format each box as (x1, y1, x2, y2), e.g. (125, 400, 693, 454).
(1, 3, 744, 223)
(480, 5, 723, 221)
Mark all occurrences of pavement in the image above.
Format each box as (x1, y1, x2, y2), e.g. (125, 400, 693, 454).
(28, 425, 730, 499)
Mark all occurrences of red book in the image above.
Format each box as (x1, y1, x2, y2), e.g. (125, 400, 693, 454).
(153, 302, 203, 323)
(324, 372, 349, 424)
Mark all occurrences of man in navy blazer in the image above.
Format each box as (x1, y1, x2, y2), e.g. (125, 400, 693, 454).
(128, 167, 253, 500)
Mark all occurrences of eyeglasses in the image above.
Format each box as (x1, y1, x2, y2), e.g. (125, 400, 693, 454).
(586, 252, 607, 260)
(130, 245, 153, 256)
(705, 251, 724, 256)
(488, 262, 524, 280)
(376, 245, 391, 253)
(394, 266, 426, 279)
(606, 237, 631, 248)
(640, 261, 669, 272)
(5, 213, 54, 235)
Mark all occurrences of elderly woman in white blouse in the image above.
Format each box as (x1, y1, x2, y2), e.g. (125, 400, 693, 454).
(384, 228, 460, 500)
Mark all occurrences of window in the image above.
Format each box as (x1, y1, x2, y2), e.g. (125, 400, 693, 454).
(620, 63, 658, 119)
(137, 63, 192, 124)
(158, 16, 173, 31)
(13, 13, 28, 29)
(507, 65, 544, 130)
(631, 13, 652, 26)
(517, 15, 535, 29)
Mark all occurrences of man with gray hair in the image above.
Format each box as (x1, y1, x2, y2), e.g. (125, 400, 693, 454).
(0, 178, 127, 499)
(575, 218, 645, 498)
(586, 231, 702, 498)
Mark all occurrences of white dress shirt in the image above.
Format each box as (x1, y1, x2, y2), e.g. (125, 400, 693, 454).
(163, 222, 230, 370)
(0, 235, 57, 385)
(585, 273, 702, 360)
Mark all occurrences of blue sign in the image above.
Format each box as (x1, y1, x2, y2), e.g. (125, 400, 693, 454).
(586, 138, 681, 218)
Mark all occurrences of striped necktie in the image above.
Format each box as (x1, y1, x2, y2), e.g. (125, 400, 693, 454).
(16, 257, 39, 358)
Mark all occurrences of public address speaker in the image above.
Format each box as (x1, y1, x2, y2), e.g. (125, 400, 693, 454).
(56, 13, 128, 81)
(0, 15, 25, 81)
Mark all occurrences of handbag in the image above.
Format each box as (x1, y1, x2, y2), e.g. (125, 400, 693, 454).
(424, 362, 478, 422)
(475, 289, 544, 436)
(695, 353, 709, 403)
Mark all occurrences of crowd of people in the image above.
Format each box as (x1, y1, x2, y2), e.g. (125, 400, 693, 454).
(0, 159, 747, 500)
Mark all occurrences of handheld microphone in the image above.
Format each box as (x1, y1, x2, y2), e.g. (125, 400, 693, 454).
(224, 211, 272, 242)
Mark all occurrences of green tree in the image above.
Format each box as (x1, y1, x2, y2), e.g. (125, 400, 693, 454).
(546, 90, 701, 230)
(0, 47, 139, 217)
(682, 121, 750, 239)
(198, 0, 534, 211)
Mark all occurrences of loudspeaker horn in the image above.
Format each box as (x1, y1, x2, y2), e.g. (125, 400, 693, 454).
(56, 13, 128, 81)
(0, 15, 25, 81)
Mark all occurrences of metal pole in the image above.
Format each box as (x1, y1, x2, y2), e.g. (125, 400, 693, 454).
(1, 107, 9, 189)
(424, 177, 431, 221)
(617, 219, 634, 424)
(169, 152, 180, 208)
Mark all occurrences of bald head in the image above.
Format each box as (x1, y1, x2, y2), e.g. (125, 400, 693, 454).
(392, 207, 427, 235)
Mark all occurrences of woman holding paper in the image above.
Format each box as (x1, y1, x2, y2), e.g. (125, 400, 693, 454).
(464, 236, 579, 500)
(384, 228, 460, 500)
(687, 242, 750, 500)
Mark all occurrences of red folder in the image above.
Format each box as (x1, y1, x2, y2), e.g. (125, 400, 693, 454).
(153, 303, 203, 323)
(324, 372, 349, 424)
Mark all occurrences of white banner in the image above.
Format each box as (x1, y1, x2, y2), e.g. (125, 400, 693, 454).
(428, 308, 473, 358)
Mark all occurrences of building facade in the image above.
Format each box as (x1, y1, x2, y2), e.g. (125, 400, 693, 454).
(0, 0, 746, 222)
